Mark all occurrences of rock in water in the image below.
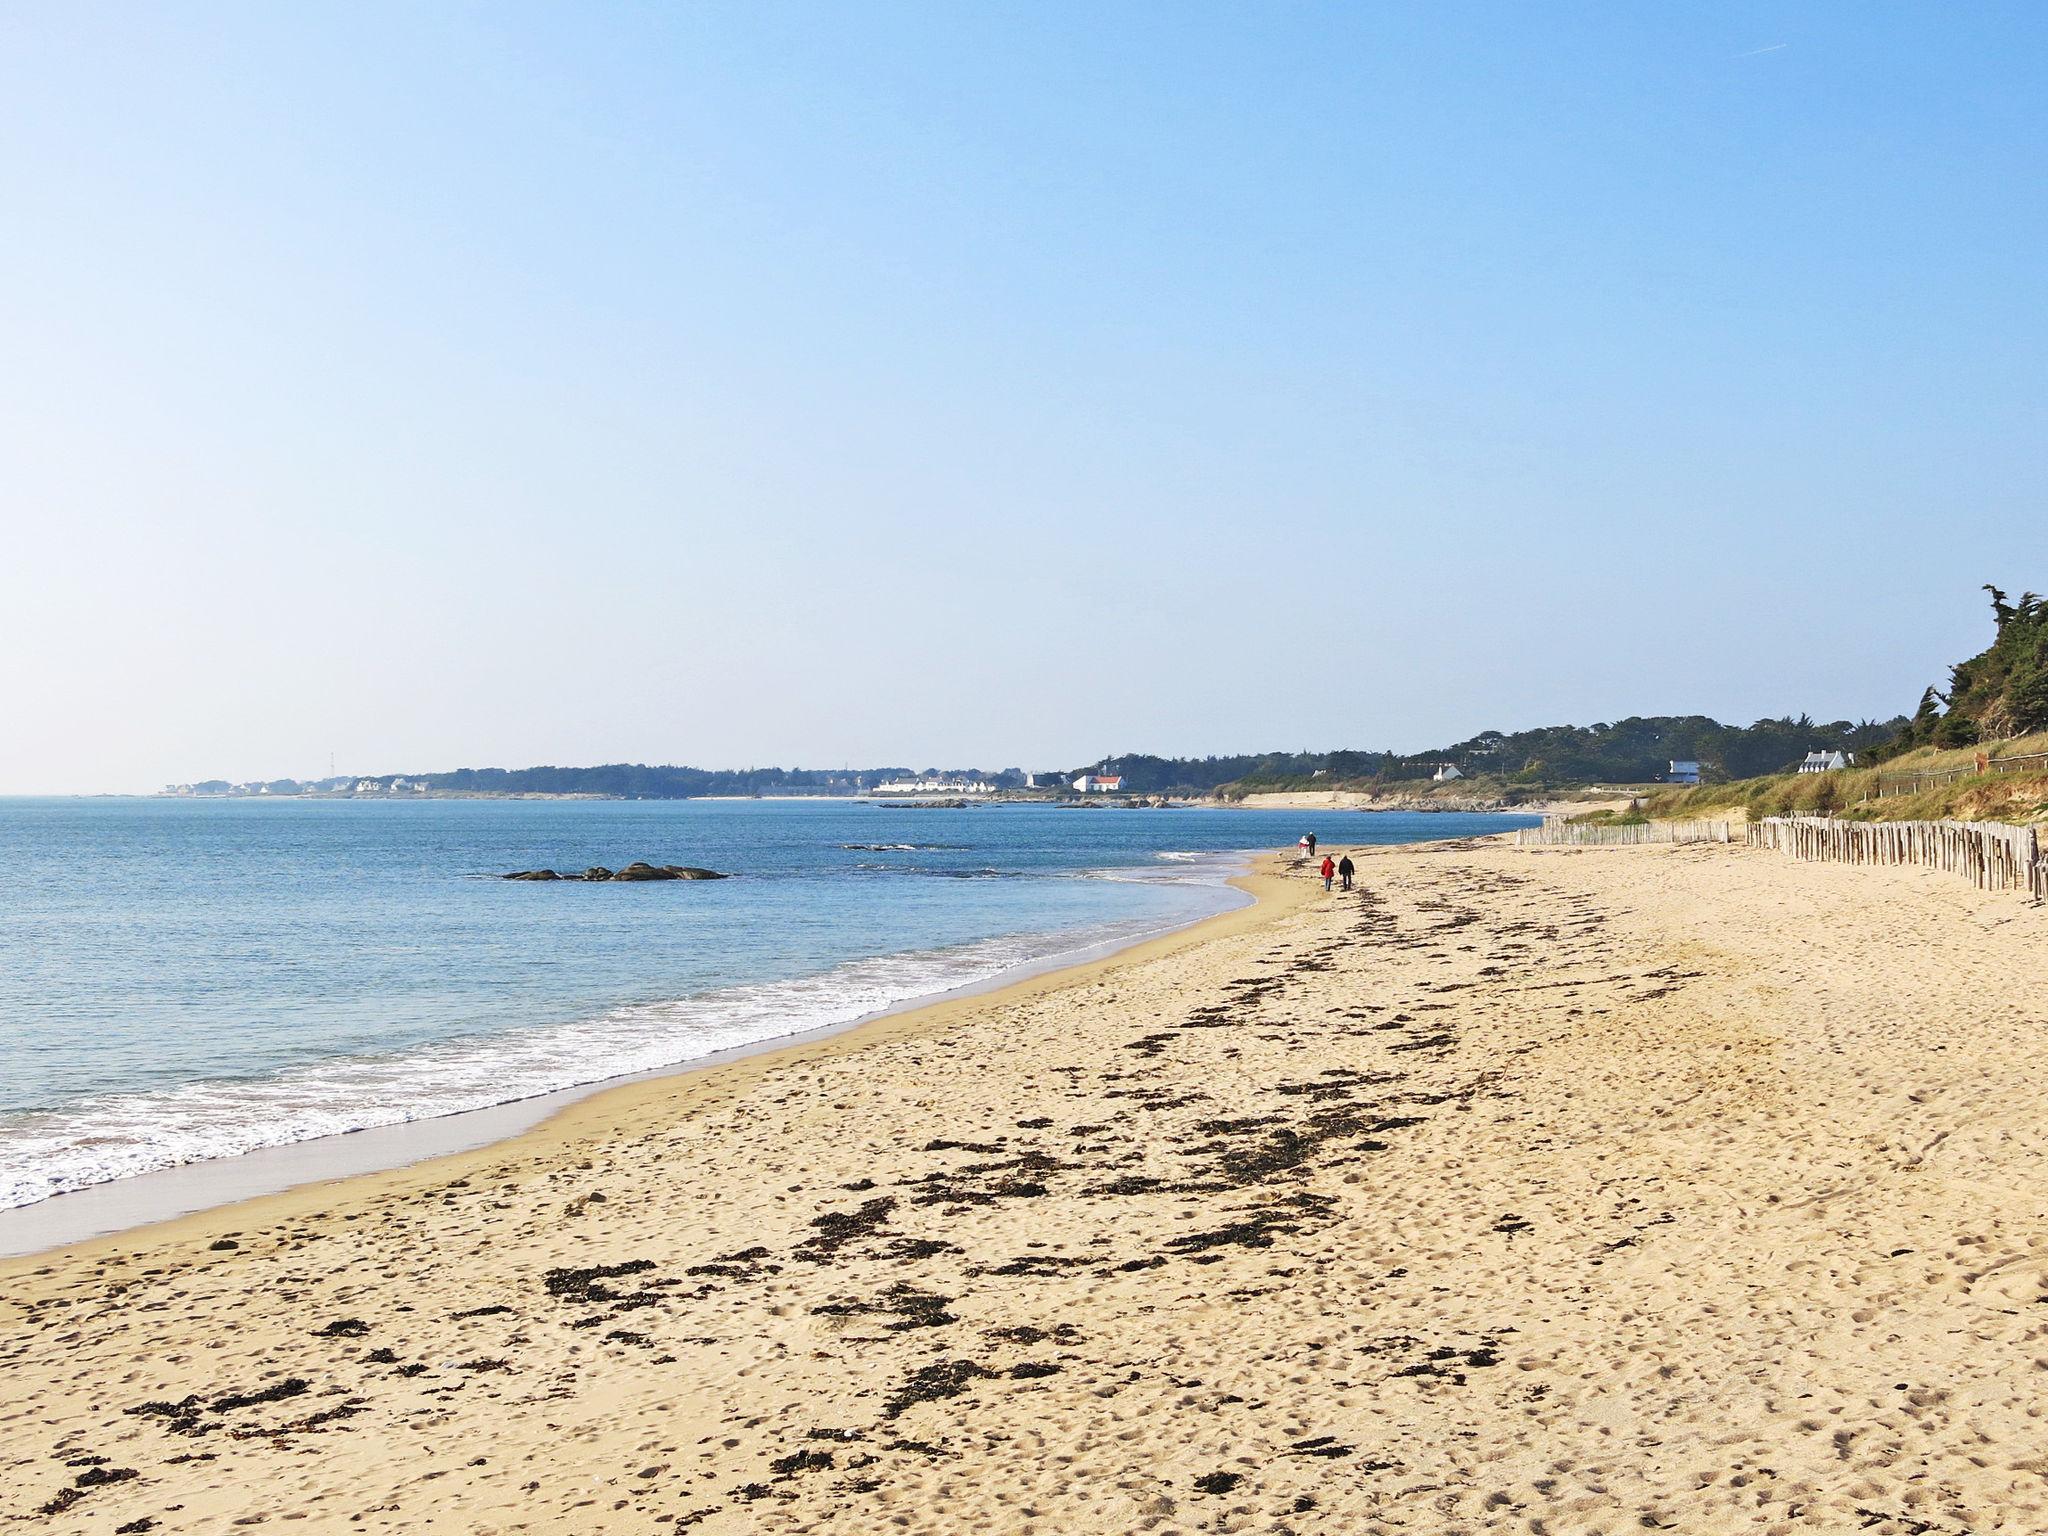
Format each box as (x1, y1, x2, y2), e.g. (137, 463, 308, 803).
(500, 863, 729, 881)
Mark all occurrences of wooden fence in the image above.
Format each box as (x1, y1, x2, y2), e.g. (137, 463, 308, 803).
(1514, 818, 1733, 847)
(1748, 816, 2046, 900)
(1877, 750, 2048, 798)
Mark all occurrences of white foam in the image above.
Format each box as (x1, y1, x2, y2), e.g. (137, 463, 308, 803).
(1078, 850, 1245, 886)
(0, 857, 1252, 1212)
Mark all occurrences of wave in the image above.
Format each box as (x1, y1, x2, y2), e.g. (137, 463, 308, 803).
(0, 870, 1248, 1212)
(853, 853, 1247, 886)
(1080, 850, 1249, 886)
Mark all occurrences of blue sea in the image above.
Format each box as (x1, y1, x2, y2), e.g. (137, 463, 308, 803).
(0, 797, 1533, 1210)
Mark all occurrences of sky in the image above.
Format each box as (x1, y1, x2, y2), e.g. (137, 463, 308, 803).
(1, 3, 2043, 792)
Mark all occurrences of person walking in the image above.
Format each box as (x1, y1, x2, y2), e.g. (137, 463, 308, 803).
(1319, 853, 1335, 891)
(1305, 832, 1318, 859)
(1337, 854, 1355, 891)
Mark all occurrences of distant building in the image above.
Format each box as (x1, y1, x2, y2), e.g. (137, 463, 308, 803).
(1667, 760, 1702, 785)
(869, 777, 996, 797)
(1431, 763, 1464, 782)
(1797, 751, 1852, 774)
(1072, 773, 1124, 793)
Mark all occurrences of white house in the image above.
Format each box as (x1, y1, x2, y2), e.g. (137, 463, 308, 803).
(1431, 763, 1464, 782)
(1667, 760, 1702, 785)
(1797, 750, 1852, 774)
(1072, 773, 1125, 793)
(870, 777, 996, 797)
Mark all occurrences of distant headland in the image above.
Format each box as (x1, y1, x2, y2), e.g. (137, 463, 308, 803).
(173, 577, 2048, 809)
(158, 713, 1905, 806)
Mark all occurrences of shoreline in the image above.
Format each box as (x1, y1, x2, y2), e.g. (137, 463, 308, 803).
(138, 792, 1570, 810)
(0, 856, 1294, 1271)
(1219, 787, 1630, 815)
(12, 837, 2048, 1531)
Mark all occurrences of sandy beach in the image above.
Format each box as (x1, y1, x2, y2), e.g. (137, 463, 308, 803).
(8, 834, 2048, 1534)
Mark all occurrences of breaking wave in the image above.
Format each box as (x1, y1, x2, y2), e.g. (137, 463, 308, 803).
(0, 857, 1251, 1211)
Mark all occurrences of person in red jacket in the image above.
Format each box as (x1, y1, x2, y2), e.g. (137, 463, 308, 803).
(1319, 854, 1335, 891)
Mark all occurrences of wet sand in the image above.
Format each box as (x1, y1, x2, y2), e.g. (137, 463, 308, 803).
(7, 837, 2048, 1534)
(0, 898, 1250, 1260)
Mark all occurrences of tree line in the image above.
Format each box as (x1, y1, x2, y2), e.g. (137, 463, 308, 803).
(1082, 715, 1906, 794)
(1876, 585, 2048, 755)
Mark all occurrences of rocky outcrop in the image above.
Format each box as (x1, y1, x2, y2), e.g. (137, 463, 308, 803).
(611, 862, 728, 881)
(502, 862, 729, 882)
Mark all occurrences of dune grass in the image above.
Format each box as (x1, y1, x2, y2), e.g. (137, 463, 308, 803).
(1642, 733, 2048, 825)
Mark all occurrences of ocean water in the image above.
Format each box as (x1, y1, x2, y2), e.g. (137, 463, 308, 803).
(0, 797, 1534, 1210)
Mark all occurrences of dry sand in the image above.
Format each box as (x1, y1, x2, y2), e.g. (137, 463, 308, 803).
(6, 836, 2048, 1534)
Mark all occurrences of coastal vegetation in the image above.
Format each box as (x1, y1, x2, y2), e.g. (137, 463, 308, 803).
(1644, 586, 2048, 824)
(174, 586, 2041, 807)
(1189, 715, 1902, 800)
(168, 718, 1902, 804)
(1870, 585, 2048, 756)
(170, 716, 1901, 804)
(1642, 734, 2048, 825)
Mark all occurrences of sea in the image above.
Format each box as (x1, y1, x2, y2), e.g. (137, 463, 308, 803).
(0, 796, 1534, 1216)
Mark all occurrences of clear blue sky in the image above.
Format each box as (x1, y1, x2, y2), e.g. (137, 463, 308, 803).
(2, 3, 2042, 791)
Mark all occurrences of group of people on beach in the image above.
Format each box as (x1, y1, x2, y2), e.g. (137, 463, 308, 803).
(1297, 832, 1353, 892)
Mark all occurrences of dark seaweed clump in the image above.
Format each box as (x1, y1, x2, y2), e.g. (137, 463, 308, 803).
(543, 1259, 656, 1303)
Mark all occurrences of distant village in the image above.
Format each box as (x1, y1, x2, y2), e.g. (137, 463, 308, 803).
(159, 770, 1135, 801)
(162, 776, 440, 798)
(864, 772, 1127, 796)
(159, 728, 1875, 802)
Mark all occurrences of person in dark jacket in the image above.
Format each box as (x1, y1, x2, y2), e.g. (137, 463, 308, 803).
(1337, 854, 1355, 890)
